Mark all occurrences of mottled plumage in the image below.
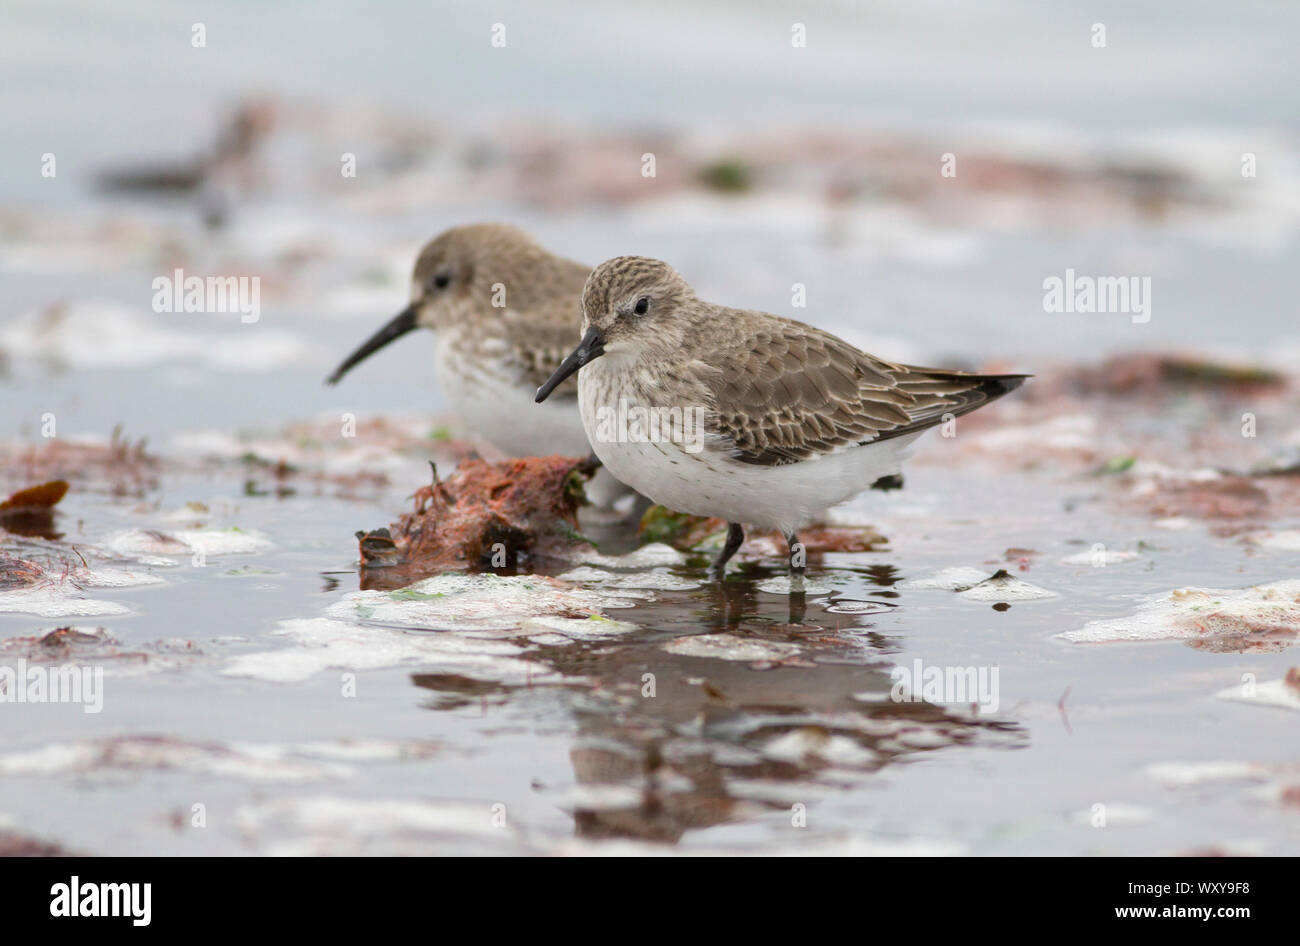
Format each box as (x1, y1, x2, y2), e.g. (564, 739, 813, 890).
(696, 318, 1023, 466)
(327, 224, 630, 505)
(407, 223, 591, 399)
(535, 256, 1028, 578)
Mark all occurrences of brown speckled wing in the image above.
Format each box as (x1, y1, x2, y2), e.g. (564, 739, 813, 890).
(499, 259, 590, 399)
(704, 315, 1028, 466)
(508, 318, 585, 398)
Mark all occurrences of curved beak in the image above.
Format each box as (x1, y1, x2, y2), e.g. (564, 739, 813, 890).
(325, 303, 418, 385)
(535, 327, 605, 402)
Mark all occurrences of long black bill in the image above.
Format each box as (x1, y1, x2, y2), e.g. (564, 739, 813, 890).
(325, 304, 418, 385)
(535, 327, 605, 402)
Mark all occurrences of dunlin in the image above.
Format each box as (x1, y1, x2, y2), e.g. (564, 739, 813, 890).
(327, 223, 628, 505)
(536, 256, 1028, 578)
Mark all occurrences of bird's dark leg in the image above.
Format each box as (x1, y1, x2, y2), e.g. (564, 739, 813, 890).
(785, 531, 806, 576)
(870, 473, 904, 491)
(709, 522, 745, 580)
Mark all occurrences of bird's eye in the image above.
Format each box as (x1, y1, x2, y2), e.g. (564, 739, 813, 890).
(432, 273, 451, 289)
(633, 297, 649, 316)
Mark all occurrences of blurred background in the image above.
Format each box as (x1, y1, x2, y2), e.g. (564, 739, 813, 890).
(2, 0, 1297, 440)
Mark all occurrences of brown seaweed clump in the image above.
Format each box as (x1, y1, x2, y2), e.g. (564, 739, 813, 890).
(638, 505, 887, 558)
(0, 479, 69, 539)
(1058, 353, 1286, 397)
(0, 832, 78, 857)
(2, 431, 158, 498)
(0, 626, 163, 665)
(0, 549, 46, 590)
(356, 455, 597, 579)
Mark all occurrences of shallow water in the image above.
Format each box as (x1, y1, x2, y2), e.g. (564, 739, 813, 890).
(1, 450, 1297, 855)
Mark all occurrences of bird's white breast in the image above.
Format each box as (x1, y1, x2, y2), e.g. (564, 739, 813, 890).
(579, 355, 919, 534)
(434, 327, 591, 460)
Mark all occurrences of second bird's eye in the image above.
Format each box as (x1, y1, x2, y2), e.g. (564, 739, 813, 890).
(433, 273, 451, 289)
(633, 297, 649, 316)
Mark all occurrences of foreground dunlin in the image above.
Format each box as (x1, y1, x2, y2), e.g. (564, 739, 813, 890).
(536, 256, 1028, 578)
(327, 223, 628, 505)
